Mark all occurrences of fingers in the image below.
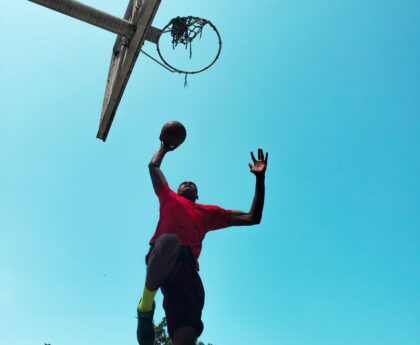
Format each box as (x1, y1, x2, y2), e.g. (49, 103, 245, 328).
(251, 148, 268, 168)
(250, 151, 257, 163)
(252, 148, 267, 161)
(258, 148, 263, 160)
(161, 141, 177, 151)
(248, 163, 253, 170)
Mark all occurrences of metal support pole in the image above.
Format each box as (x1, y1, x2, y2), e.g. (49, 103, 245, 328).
(28, 0, 136, 38)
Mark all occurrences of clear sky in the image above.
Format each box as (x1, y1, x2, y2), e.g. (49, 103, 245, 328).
(1, 1, 419, 345)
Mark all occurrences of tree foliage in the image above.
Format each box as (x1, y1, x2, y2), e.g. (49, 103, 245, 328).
(153, 317, 213, 345)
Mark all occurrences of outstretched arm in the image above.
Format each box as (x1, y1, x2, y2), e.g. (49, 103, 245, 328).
(228, 148, 268, 226)
(148, 142, 175, 193)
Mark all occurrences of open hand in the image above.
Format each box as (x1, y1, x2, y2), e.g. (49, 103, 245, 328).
(249, 148, 268, 176)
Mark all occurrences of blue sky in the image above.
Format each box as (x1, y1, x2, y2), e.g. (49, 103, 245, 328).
(1, 1, 419, 344)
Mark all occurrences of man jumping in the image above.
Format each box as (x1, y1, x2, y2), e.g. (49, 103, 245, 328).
(137, 142, 268, 345)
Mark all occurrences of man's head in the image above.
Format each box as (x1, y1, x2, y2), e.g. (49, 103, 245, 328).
(177, 181, 199, 202)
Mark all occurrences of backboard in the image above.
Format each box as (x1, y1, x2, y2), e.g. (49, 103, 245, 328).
(29, 0, 162, 141)
(97, 0, 162, 141)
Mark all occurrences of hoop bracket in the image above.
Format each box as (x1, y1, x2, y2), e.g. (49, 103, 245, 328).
(145, 26, 163, 44)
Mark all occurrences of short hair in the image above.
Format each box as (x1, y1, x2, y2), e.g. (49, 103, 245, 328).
(179, 181, 197, 188)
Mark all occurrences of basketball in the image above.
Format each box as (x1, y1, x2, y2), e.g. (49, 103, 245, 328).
(160, 121, 187, 148)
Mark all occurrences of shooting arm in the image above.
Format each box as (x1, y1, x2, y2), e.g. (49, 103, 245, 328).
(148, 145, 171, 193)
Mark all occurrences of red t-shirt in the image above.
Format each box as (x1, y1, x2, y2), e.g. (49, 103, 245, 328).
(150, 183, 232, 261)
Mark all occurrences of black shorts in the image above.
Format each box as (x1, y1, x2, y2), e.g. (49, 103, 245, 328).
(145, 245, 205, 338)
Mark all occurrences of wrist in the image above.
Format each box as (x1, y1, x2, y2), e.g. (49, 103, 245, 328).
(159, 145, 169, 154)
(256, 174, 265, 182)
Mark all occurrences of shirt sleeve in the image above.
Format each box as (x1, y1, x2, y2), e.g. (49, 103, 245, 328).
(205, 205, 234, 231)
(156, 183, 172, 204)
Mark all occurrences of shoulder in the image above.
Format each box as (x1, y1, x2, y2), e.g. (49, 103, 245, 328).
(195, 203, 220, 210)
(197, 203, 233, 231)
(156, 183, 176, 199)
(198, 203, 231, 217)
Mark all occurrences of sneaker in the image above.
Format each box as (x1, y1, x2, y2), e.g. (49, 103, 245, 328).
(136, 301, 155, 345)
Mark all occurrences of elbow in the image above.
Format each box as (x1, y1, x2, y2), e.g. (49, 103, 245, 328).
(249, 215, 262, 225)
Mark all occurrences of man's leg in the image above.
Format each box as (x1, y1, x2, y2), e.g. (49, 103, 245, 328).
(162, 249, 205, 345)
(139, 233, 181, 311)
(144, 233, 181, 291)
(137, 234, 180, 345)
(172, 326, 197, 345)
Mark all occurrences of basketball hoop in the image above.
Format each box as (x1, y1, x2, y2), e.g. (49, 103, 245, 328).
(141, 16, 222, 85)
(157, 16, 222, 75)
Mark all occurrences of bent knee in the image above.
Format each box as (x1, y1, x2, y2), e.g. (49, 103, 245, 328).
(154, 234, 181, 258)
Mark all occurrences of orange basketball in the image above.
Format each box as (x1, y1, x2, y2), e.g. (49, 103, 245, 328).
(160, 121, 187, 147)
